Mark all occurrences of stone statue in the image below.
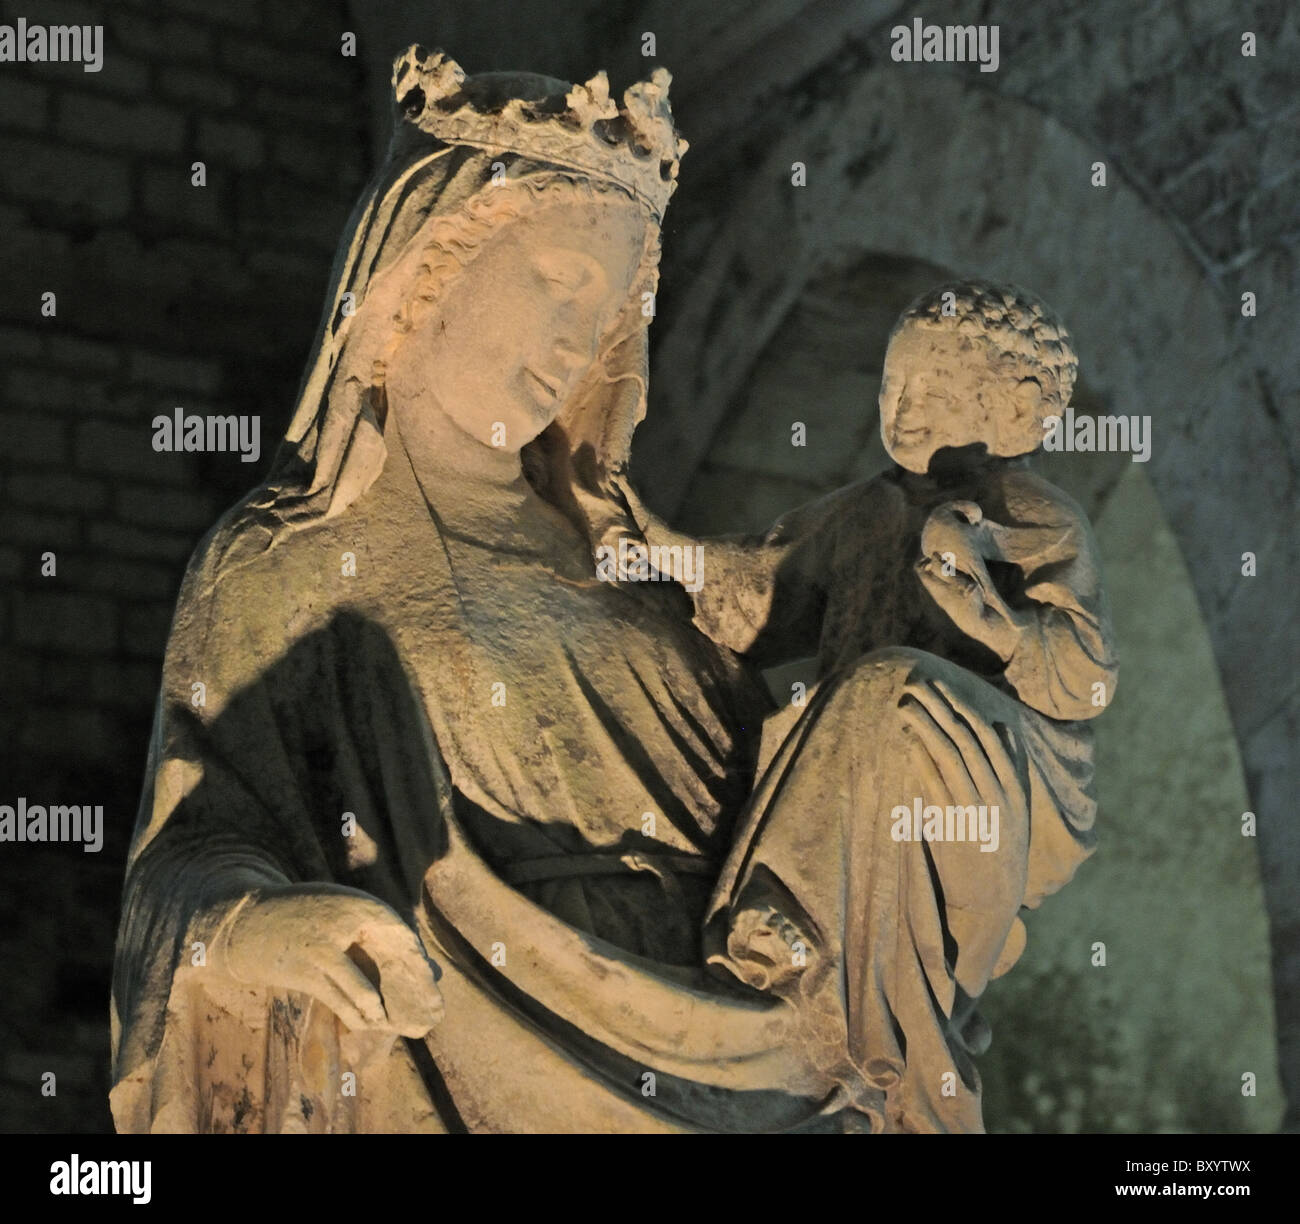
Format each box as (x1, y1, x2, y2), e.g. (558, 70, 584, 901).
(110, 47, 1113, 1134)
(623, 279, 1116, 1025)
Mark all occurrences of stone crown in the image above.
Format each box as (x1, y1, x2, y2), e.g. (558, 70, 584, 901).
(391, 45, 688, 221)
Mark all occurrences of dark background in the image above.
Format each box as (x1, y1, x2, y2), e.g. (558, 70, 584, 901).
(0, 0, 1295, 1133)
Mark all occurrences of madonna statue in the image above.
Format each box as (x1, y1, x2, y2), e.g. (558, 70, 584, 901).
(110, 47, 1105, 1134)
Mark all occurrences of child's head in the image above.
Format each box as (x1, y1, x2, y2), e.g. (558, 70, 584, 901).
(878, 279, 1077, 473)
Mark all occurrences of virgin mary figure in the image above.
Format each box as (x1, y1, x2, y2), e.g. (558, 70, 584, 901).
(110, 47, 1095, 1134)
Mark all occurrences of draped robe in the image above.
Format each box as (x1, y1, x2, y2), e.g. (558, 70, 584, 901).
(110, 67, 1096, 1131)
(110, 430, 1094, 1134)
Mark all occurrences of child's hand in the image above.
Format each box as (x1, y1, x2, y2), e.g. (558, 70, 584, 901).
(917, 503, 1027, 659)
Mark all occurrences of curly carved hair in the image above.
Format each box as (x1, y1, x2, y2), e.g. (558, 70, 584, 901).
(891, 279, 1078, 409)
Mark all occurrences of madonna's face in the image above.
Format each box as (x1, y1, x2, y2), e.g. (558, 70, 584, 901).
(389, 192, 648, 456)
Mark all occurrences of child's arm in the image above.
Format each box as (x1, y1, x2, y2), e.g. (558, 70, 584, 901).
(614, 476, 856, 666)
(917, 473, 1118, 720)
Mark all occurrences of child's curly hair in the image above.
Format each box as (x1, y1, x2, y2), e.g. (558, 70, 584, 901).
(891, 279, 1078, 411)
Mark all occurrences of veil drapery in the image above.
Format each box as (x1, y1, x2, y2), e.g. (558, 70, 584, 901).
(210, 73, 661, 578)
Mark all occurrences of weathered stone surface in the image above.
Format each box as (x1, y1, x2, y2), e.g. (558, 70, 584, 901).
(112, 49, 1101, 1135)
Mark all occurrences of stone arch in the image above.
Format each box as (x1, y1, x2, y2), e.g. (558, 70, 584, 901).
(643, 69, 1269, 542)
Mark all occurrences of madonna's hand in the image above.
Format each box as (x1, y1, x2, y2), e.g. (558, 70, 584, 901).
(213, 883, 444, 1037)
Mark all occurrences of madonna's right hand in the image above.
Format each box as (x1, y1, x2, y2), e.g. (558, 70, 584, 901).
(213, 883, 444, 1037)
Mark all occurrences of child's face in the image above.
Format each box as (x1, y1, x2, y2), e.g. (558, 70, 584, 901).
(878, 325, 1046, 473)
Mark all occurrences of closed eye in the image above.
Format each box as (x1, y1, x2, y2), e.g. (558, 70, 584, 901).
(534, 253, 587, 293)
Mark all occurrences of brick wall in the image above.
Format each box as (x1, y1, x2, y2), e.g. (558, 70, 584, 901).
(0, 0, 368, 1132)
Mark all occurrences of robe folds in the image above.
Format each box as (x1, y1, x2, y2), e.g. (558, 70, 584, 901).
(109, 449, 823, 1134)
(110, 65, 1098, 1133)
(109, 605, 828, 1133)
(110, 447, 1093, 1133)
